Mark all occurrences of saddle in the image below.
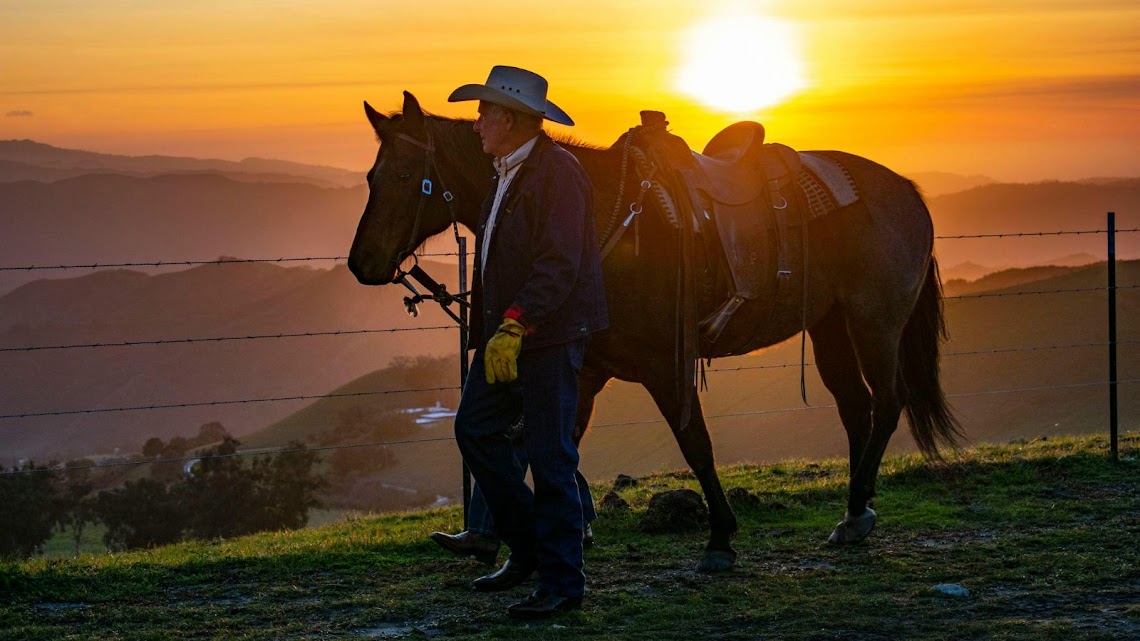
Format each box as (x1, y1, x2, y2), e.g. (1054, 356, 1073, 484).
(602, 112, 861, 427)
(636, 114, 805, 343)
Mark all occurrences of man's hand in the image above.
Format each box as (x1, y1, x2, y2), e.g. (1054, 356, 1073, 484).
(484, 318, 526, 384)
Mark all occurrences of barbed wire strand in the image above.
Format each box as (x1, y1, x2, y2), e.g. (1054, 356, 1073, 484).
(5, 378, 1137, 477)
(3, 283, 1137, 354)
(705, 339, 1140, 374)
(0, 325, 456, 353)
(5, 339, 1136, 418)
(936, 227, 1139, 240)
(0, 252, 461, 272)
(3, 225, 1137, 272)
(0, 436, 456, 476)
(0, 385, 461, 420)
(946, 284, 1140, 300)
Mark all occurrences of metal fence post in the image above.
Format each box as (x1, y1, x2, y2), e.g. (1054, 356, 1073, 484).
(457, 238, 473, 525)
(1107, 212, 1118, 461)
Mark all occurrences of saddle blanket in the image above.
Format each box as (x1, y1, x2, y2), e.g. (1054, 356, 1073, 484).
(796, 152, 859, 220)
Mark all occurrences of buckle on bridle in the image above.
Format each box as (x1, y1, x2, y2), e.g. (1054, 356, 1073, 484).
(422, 179, 433, 195)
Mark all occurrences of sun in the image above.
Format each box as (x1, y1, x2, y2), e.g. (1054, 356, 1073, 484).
(676, 12, 807, 114)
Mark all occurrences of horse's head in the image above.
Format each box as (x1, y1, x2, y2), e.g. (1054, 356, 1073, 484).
(348, 91, 472, 285)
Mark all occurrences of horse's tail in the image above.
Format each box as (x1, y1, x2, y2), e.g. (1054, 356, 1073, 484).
(901, 255, 964, 459)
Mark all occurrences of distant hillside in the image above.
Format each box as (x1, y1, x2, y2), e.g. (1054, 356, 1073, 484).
(942, 264, 1082, 296)
(0, 261, 464, 463)
(907, 170, 996, 197)
(929, 179, 1140, 269)
(0, 139, 362, 187)
(245, 261, 1140, 513)
(0, 158, 355, 189)
(0, 172, 367, 294)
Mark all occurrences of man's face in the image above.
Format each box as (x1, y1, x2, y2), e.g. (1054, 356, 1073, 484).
(474, 102, 512, 157)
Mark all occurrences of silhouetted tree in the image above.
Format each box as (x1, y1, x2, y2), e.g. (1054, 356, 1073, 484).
(142, 437, 165, 458)
(257, 442, 325, 531)
(192, 421, 229, 447)
(0, 463, 59, 560)
(56, 460, 96, 556)
(184, 438, 324, 539)
(94, 478, 186, 551)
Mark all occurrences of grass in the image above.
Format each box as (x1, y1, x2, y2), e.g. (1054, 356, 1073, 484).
(2, 432, 1138, 640)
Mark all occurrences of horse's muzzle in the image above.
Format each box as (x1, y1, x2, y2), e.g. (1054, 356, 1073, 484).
(347, 253, 396, 286)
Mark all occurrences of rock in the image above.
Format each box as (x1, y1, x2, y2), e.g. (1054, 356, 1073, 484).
(640, 489, 708, 533)
(599, 490, 629, 512)
(726, 487, 760, 510)
(932, 583, 971, 597)
(613, 474, 637, 490)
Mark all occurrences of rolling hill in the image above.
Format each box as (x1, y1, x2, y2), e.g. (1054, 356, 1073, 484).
(0, 172, 368, 294)
(0, 139, 362, 187)
(929, 178, 1140, 273)
(0, 260, 465, 464)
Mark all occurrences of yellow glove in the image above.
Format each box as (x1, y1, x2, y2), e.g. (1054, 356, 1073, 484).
(484, 318, 526, 384)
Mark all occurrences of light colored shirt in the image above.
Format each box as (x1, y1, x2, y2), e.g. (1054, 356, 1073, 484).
(481, 135, 539, 277)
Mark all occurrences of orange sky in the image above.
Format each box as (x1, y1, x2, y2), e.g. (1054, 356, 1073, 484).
(2, 0, 1138, 181)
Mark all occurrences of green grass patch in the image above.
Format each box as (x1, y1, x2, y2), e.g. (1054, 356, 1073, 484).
(2, 432, 1138, 640)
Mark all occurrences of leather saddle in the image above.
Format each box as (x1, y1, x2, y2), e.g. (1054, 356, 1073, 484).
(692, 122, 800, 208)
(688, 123, 803, 342)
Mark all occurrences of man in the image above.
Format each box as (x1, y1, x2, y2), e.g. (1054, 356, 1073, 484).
(429, 473, 597, 565)
(447, 65, 608, 620)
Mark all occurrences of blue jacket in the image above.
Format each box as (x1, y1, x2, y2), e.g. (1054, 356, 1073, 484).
(471, 133, 609, 351)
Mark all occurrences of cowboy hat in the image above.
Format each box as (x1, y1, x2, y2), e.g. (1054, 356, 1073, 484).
(448, 65, 574, 126)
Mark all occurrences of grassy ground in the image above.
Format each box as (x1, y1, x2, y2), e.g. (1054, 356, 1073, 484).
(2, 432, 1138, 640)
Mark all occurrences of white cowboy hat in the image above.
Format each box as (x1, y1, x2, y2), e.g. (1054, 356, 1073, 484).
(448, 65, 574, 126)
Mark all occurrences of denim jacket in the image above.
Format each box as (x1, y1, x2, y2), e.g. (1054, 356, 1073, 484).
(470, 133, 609, 351)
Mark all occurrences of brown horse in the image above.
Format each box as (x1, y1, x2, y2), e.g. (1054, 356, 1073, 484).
(348, 92, 961, 572)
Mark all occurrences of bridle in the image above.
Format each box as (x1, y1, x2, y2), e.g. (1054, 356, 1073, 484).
(391, 128, 463, 265)
(382, 126, 470, 325)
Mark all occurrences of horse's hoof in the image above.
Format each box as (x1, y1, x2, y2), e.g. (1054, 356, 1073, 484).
(696, 548, 737, 572)
(827, 508, 877, 544)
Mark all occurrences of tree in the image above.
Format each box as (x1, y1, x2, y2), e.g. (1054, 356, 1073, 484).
(192, 421, 229, 447)
(183, 437, 256, 539)
(184, 438, 325, 539)
(142, 437, 165, 458)
(94, 478, 186, 551)
(56, 460, 96, 557)
(257, 442, 324, 531)
(0, 463, 59, 560)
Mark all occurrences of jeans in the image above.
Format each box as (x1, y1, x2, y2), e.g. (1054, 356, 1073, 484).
(455, 339, 587, 597)
(466, 468, 597, 536)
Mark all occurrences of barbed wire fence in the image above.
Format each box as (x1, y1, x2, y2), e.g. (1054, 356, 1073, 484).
(2, 215, 1136, 480)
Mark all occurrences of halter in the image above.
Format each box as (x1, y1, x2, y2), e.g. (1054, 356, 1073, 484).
(392, 129, 462, 266)
(387, 127, 469, 326)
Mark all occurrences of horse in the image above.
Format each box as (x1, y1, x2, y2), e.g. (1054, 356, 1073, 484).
(348, 91, 961, 572)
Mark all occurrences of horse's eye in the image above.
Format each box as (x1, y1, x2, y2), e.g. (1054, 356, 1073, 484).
(397, 172, 411, 182)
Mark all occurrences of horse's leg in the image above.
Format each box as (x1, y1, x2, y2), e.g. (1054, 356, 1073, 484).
(828, 309, 909, 544)
(572, 367, 611, 448)
(644, 379, 737, 572)
(809, 306, 878, 543)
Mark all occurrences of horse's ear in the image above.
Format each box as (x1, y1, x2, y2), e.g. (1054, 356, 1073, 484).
(402, 91, 426, 132)
(364, 101, 388, 133)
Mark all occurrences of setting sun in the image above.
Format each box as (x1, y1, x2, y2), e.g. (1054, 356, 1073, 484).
(676, 12, 807, 115)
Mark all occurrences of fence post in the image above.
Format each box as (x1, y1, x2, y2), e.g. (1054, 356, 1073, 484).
(1107, 212, 1118, 461)
(458, 238, 472, 525)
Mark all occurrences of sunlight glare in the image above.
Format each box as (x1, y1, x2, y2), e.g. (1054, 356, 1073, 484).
(676, 13, 807, 114)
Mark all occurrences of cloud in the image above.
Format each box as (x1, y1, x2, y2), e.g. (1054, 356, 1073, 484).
(5, 110, 34, 117)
